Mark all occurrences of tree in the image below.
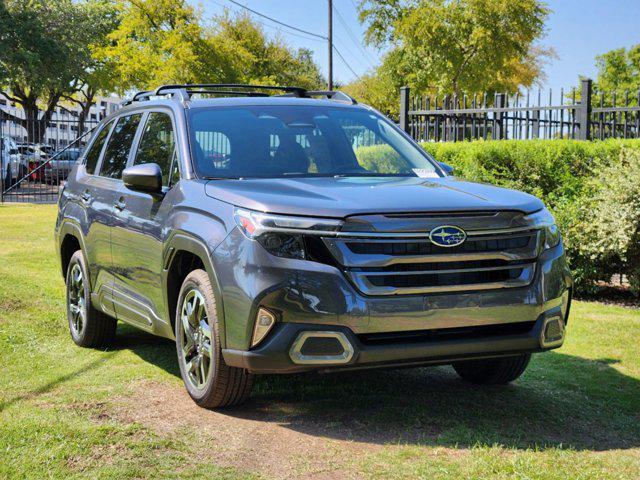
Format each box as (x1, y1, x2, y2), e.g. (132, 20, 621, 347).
(0, 0, 113, 143)
(355, 0, 552, 108)
(94, 0, 212, 92)
(206, 12, 325, 89)
(61, 2, 120, 135)
(95, 3, 325, 92)
(594, 44, 640, 96)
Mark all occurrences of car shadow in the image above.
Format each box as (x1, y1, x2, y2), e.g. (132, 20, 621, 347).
(114, 324, 640, 452)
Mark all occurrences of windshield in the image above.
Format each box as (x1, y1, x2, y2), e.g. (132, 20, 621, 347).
(187, 105, 440, 179)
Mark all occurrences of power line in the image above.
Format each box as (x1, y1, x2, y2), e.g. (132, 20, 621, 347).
(333, 3, 377, 67)
(333, 45, 359, 79)
(225, 0, 328, 40)
(212, 0, 325, 44)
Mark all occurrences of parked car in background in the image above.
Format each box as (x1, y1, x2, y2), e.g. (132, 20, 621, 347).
(17, 143, 50, 182)
(45, 148, 81, 184)
(1, 136, 23, 188)
(56, 84, 572, 409)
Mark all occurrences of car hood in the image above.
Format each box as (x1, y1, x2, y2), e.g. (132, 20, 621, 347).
(204, 176, 544, 218)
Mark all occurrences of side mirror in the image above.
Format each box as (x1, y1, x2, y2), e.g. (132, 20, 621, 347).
(122, 163, 163, 193)
(439, 162, 454, 175)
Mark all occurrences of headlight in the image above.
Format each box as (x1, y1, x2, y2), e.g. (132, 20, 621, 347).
(523, 207, 561, 250)
(234, 208, 343, 259)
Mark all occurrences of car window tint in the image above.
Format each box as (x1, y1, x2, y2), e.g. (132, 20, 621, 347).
(84, 121, 113, 174)
(133, 112, 176, 185)
(99, 114, 142, 179)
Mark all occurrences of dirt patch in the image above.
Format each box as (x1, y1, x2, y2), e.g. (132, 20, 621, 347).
(113, 380, 397, 480)
(0, 295, 25, 314)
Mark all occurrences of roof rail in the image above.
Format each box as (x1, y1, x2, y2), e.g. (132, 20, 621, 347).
(305, 90, 357, 105)
(122, 84, 357, 106)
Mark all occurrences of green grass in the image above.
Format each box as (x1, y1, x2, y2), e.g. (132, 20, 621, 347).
(1, 204, 639, 479)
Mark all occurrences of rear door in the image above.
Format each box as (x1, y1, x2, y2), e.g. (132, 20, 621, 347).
(71, 119, 117, 315)
(110, 109, 180, 331)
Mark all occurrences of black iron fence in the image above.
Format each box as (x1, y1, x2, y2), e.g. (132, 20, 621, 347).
(400, 79, 640, 142)
(1, 108, 102, 203)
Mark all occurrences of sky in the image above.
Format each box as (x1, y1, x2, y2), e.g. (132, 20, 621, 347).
(198, 0, 640, 89)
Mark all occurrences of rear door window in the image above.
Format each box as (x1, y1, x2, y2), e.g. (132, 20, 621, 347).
(99, 113, 142, 179)
(85, 123, 113, 174)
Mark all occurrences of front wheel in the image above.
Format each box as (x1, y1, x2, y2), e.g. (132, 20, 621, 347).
(175, 269, 253, 409)
(452, 354, 531, 385)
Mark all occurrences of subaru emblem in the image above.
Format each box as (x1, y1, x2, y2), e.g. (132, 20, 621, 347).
(429, 225, 467, 247)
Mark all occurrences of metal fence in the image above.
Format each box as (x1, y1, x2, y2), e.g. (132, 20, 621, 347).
(400, 79, 640, 142)
(1, 108, 101, 203)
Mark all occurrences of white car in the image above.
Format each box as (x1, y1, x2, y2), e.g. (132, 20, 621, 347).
(1, 136, 23, 188)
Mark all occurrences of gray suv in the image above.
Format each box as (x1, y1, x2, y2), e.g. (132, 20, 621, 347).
(55, 84, 572, 408)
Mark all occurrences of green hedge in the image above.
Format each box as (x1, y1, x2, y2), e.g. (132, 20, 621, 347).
(358, 139, 640, 295)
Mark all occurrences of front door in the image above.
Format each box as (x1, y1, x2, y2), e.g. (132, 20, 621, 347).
(110, 110, 180, 332)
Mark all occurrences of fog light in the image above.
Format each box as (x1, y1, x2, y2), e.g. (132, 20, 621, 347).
(251, 308, 276, 348)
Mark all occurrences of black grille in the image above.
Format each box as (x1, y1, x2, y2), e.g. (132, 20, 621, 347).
(366, 268, 523, 289)
(354, 259, 530, 272)
(299, 337, 345, 356)
(359, 321, 536, 345)
(346, 234, 532, 256)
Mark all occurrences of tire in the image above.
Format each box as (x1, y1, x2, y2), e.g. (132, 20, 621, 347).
(175, 269, 254, 409)
(452, 354, 531, 385)
(66, 250, 117, 348)
(3, 166, 10, 190)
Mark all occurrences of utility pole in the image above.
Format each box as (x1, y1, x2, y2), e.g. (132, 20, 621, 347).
(327, 0, 333, 90)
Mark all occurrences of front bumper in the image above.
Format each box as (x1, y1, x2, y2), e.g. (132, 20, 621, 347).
(223, 306, 568, 373)
(213, 228, 573, 372)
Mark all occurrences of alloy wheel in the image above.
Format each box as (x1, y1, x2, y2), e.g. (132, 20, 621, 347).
(68, 263, 86, 336)
(179, 289, 213, 390)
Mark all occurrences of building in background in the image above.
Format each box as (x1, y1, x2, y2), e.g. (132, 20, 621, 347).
(0, 95, 121, 149)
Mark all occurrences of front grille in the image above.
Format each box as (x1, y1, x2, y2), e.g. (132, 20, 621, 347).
(322, 219, 541, 296)
(346, 234, 531, 255)
(366, 267, 525, 289)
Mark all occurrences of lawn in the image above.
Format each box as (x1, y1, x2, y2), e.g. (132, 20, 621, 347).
(0, 204, 639, 479)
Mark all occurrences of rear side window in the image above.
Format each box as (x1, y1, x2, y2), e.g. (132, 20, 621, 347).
(133, 112, 176, 186)
(84, 121, 113, 174)
(99, 113, 142, 179)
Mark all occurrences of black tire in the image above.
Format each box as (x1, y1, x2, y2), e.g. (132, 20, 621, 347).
(4, 165, 12, 189)
(175, 269, 253, 409)
(66, 250, 117, 348)
(453, 354, 531, 385)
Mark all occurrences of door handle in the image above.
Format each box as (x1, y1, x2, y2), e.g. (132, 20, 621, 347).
(114, 197, 126, 211)
(81, 190, 91, 203)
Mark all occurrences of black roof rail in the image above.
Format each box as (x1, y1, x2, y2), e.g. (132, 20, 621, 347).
(123, 84, 357, 105)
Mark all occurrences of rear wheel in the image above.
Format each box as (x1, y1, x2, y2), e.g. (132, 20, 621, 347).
(175, 269, 253, 409)
(453, 354, 531, 385)
(66, 250, 117, 348)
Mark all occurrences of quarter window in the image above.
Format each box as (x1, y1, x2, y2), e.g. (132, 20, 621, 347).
(133, 112, 177, 185)
(99, 113, 142, 179)
(84, 120, 113, 174)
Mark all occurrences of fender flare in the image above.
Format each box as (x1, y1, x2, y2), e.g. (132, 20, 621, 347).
(57, 219, 90, 284)
(162, 232, 227, 347)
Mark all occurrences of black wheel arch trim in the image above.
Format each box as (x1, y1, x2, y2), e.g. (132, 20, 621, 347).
(163, 231, 227, 347)
(57, 219, 90, 285)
